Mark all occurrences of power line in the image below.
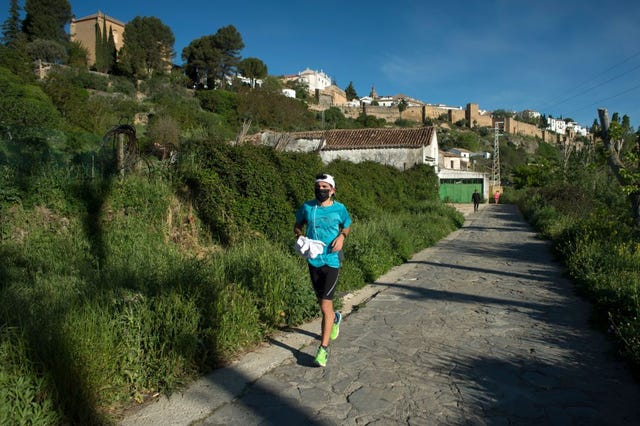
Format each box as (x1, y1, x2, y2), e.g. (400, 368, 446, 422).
(543, 62, 640, 111)
(568, 82, 640, 114)
(537, 49, 640, 111)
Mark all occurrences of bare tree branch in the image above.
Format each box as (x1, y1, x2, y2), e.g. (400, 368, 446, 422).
(598, 108, 627, 185)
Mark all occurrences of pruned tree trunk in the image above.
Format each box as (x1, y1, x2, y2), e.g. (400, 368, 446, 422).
(235, 119, 251, 145)
(117, 133, 125, 176)
(562, 138, 573, 182)
(598, 108, 640, 228)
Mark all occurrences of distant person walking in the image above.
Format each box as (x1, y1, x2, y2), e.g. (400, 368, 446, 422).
(294, 173, 352, 367)
(472, 189, 481, 212)
(493, 191, 500, 204)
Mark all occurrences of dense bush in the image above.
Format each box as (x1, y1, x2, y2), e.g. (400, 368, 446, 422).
(0, 66, 62, 132)
(510, 182, 640, 376)
(0, 139, 461, 422)
(196, 89, 239, 124)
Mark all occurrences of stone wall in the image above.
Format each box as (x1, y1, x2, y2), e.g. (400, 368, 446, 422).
(338, 104, 464, 123)
(449, 109, 466, 123)
(320, 147, 425, 170)
(333, 102, 570, 143)
(504, 117, 543, 139)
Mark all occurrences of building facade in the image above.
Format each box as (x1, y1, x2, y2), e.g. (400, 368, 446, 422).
(70, 12, 125, 66)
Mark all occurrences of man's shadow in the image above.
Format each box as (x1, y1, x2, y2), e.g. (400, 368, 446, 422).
(267, 327, 320, 367)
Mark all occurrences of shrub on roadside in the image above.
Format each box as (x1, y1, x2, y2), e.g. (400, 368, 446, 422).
(511, 186, 640, 377)
(0, 143, 464, 422)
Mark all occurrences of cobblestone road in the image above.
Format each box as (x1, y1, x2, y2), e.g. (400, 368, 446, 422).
(124, 204, 640, 425)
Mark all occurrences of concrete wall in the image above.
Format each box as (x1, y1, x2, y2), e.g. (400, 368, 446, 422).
(440, 155, 462, 170)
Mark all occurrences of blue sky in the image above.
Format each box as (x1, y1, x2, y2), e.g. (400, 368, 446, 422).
(4, 0, 640, 129)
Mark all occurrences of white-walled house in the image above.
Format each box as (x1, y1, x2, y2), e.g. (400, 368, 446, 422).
(449, 148, 471, 168)
(547, 117, 567, 135)
(285, 68, 332, 93)
(359, 96, 373, 105)
(440, 151, 463, 170)
(377, 96, 395, 107)
(438, 151, 489, 202)
(254, 127, 439, 171)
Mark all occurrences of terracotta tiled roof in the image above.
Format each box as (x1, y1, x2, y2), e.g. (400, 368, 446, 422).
(325, 127, 435, 150)
(284, 127, 436, 150)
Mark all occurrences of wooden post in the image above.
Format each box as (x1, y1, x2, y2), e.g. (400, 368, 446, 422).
(117, 133, 124, 176)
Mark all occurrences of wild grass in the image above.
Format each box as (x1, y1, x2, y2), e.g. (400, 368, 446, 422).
(0, 151, 462, 423)
(510, 187, 640, 377)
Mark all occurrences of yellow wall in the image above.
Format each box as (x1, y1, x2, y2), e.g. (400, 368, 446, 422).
(70, 12, 125, 66)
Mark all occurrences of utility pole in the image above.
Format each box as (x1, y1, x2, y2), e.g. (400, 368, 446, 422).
(491, 121, 503, 195)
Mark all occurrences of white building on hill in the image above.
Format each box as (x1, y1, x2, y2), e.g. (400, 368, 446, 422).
(282, 68, 332, 93)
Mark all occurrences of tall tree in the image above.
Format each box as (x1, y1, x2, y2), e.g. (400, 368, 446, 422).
(2, 0, 25, 47)
(345, 81, 357, 101)
(118, 16, 175, 79)
(212, 25, 244, 86)
(94, 22, 104, 72)
(93, 18, 117, 73)
(182, 25, 244, 88)
(106, 26, 116, 72)
(22, 0, 72, 43)
(397, 98, 408, 118)
(182, 36, 218, 87)
(67, 40, 88, 68)
(238, 57, 267, 88)
(26, 38, 67, 63)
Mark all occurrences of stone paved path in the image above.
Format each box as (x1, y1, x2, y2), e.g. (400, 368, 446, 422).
(123, 204, 640, 425)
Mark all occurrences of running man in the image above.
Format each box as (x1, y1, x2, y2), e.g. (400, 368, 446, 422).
(294, 173, 352, 367)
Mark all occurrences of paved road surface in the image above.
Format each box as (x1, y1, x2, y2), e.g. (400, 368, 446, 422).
(122, 203, 640, 425)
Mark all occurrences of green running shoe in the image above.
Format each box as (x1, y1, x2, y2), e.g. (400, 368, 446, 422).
(330, 311, 342, 340)
(314, 346, 328, 367)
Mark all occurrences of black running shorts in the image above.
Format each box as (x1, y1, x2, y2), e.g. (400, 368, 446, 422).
(308, 264, 340, 300)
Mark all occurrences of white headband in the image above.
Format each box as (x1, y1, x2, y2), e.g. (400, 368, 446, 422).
(315, 174, 335, 188)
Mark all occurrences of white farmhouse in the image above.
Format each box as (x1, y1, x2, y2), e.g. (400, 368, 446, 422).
(255, 127, 439, 172)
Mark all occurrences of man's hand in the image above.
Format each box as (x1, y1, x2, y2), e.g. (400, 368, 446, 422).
(330, 233, 346, 252)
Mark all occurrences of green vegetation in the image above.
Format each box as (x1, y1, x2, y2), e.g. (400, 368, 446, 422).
(0, 27, 462, 420)
(3, 3, 640, 421)
(0, 141, 461, 423)
(182, 25, 244, 89)
(504, 114, 640, 378)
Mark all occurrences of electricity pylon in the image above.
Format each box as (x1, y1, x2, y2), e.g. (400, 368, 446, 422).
(492, 122, 503, 189)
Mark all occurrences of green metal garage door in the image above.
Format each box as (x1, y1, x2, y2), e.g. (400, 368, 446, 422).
(439, 178, 483, 203)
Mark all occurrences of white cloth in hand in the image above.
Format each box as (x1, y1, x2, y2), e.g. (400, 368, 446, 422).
(295, 236, 326, 259)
